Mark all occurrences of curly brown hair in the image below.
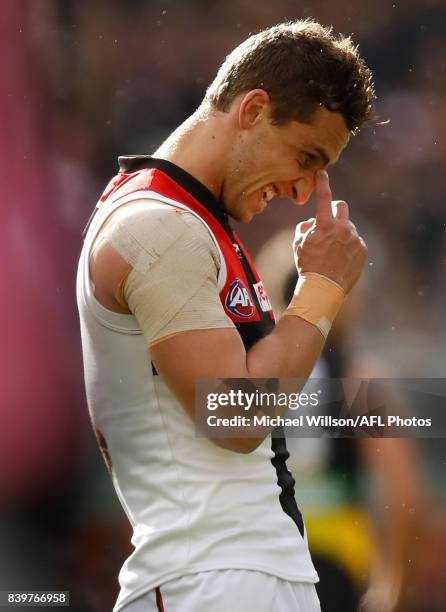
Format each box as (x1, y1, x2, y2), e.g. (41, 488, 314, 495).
(205, 19, 376, 134)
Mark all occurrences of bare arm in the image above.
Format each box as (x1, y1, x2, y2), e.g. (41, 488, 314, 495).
(151, 317, 324, 453)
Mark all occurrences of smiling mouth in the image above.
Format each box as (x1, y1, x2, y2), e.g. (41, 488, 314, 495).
(256, 183, 305, 212)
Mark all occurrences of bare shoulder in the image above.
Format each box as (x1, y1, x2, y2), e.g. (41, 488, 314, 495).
(89, 240, 131, 313)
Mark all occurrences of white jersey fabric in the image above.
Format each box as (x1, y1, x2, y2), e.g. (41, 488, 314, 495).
(77, 192, 318, 612)
(121, 570, 321, 612)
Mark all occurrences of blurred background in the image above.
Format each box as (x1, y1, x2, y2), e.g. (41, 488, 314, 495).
(2, 0, 445, 610)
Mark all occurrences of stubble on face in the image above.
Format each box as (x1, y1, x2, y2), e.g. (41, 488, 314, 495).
(221, 130, 273, 222)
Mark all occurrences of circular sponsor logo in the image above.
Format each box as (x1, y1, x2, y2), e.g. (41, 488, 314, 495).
(225, 278, 255, 318)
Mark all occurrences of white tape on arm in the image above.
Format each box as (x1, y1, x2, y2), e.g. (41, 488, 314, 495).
(101, 202, 234, 344)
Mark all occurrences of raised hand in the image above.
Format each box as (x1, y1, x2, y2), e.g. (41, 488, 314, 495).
(293, 170, 368, 293)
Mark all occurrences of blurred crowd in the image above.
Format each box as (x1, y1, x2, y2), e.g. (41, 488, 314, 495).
(2, 1, 445, 610)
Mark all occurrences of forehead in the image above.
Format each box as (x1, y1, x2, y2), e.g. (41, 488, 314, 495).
(287, 107, 350, 164)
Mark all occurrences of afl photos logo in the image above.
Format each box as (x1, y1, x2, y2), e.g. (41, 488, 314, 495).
(225, 278, 255, 318)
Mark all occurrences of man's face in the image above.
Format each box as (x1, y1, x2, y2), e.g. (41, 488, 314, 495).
(222, 97, 350, 223)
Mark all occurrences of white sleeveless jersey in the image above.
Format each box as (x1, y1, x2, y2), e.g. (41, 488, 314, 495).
(77, 160, 318, 612)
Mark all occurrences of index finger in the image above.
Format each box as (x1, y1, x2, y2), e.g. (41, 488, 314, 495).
(314, 170, 334, 226)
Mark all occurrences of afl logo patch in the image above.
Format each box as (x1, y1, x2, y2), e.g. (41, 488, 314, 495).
(225, 278, 255, 318)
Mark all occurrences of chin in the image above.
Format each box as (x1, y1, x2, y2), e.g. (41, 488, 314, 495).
(227, 194, 261, 223)
(227, 203, 254, 223)
(238, 209, 257, 223)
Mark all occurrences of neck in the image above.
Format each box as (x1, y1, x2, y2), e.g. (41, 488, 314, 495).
(154, 104, 232, 200)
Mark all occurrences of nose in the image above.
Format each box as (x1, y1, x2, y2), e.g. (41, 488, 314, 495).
(272, 174, 316, 203)
(293, 175, 315, 204)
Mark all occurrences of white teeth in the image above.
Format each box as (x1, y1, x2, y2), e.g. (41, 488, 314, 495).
(264, 186, 276, 201)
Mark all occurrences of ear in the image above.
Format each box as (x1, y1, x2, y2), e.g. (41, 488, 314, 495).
(238, 89, 270, 129)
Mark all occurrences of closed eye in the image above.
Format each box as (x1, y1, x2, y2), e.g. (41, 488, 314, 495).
(299, 146, 332, 170)
(299, 152, 319, 170)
